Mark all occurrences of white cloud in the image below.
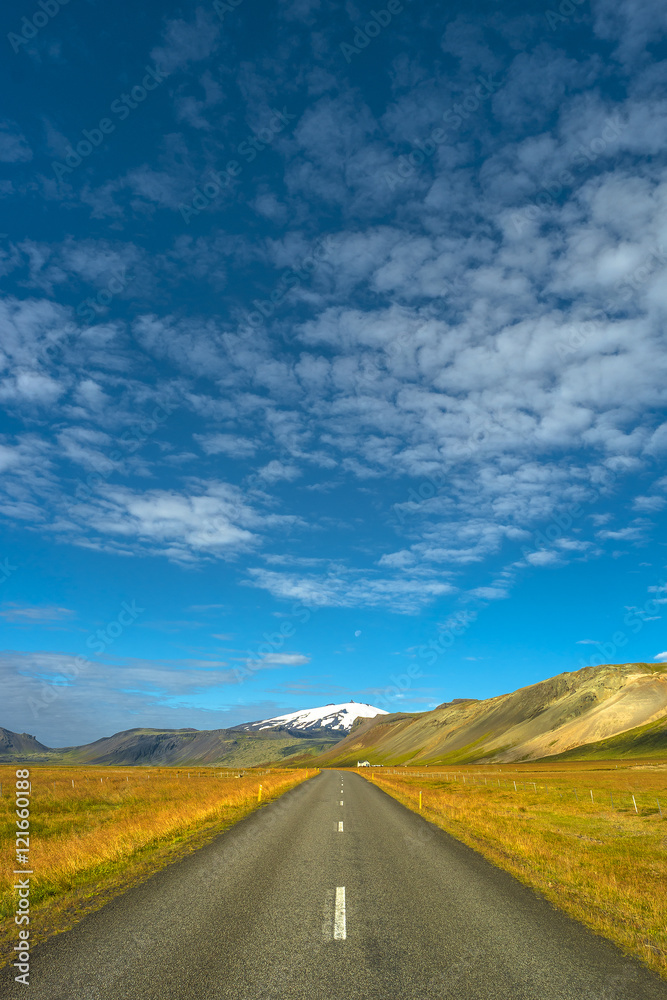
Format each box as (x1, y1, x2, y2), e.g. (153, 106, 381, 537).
(0, 122, 32, 163)
(0, 444, 22, 473)
(150, 9, 221, 75)
(633, 495, 667, 512)
(0, 372, 65, 407)
(525, 550, 562, 567)
(556, 538, 591, 551)
(63, 484, 300, 563)
(257, 460, 301, 483)
(0, 604, 76, 623)
(257, 653, 310, 666)
(195, 433, 257, 458)
(246, 567, 455, 615)
(468, 586, 508, 600)
(596, 523, 647, 542)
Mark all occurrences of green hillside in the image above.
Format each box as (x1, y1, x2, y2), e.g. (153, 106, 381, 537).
(544, 713, 667, 761)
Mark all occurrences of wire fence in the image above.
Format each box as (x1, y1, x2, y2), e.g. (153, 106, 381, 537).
(0, 767, 292, 798)
(363, 769, 665, 817)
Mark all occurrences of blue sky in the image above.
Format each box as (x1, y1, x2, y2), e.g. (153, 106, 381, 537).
(1, 0, 667, 746)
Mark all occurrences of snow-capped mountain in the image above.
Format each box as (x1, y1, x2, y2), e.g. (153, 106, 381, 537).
(232, 701, 388, 736)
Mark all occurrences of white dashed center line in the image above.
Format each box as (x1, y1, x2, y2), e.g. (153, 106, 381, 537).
(340, 800, 344, 806)
(338, 820, 344, 832)
(334, 887, 346, 940)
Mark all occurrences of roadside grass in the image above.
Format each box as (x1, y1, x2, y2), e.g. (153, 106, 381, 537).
(354, 762, 667, 980)
(0, 766, 314, 966)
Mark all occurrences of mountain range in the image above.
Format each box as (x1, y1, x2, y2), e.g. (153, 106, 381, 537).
(0, 701, 387, 768)
(1, 663, 666, 767)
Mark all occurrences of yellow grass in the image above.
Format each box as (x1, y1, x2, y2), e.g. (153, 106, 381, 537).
(354, 761, 667, 979)
(0, 765, 315, 965)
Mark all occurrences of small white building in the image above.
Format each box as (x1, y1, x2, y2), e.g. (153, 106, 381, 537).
(357, 760, 370, 767)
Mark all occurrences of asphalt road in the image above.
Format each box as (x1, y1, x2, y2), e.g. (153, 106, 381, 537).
(1, 769, 666, 999)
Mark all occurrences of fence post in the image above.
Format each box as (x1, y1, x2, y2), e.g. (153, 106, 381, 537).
(632, 794, 638, 814)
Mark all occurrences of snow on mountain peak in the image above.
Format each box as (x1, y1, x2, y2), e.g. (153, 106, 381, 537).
(238, 701, 388, 734)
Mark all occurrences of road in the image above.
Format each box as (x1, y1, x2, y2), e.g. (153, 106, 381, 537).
(1, 769, 665, 999)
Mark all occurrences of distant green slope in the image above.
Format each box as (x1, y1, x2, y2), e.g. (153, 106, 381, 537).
(544, 713, 667, 760)
(0, 726, 339, 768)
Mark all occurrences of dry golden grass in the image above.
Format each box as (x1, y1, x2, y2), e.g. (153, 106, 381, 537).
(354, 761, 667, 980)
(0, 765, 315, 965)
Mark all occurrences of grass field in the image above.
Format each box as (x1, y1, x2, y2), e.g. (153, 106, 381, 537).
(354, 760, 667, 979)
(0, 765, 315, 967)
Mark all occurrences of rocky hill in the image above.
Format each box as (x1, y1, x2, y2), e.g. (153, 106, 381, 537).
(313, 663, 667, 766)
